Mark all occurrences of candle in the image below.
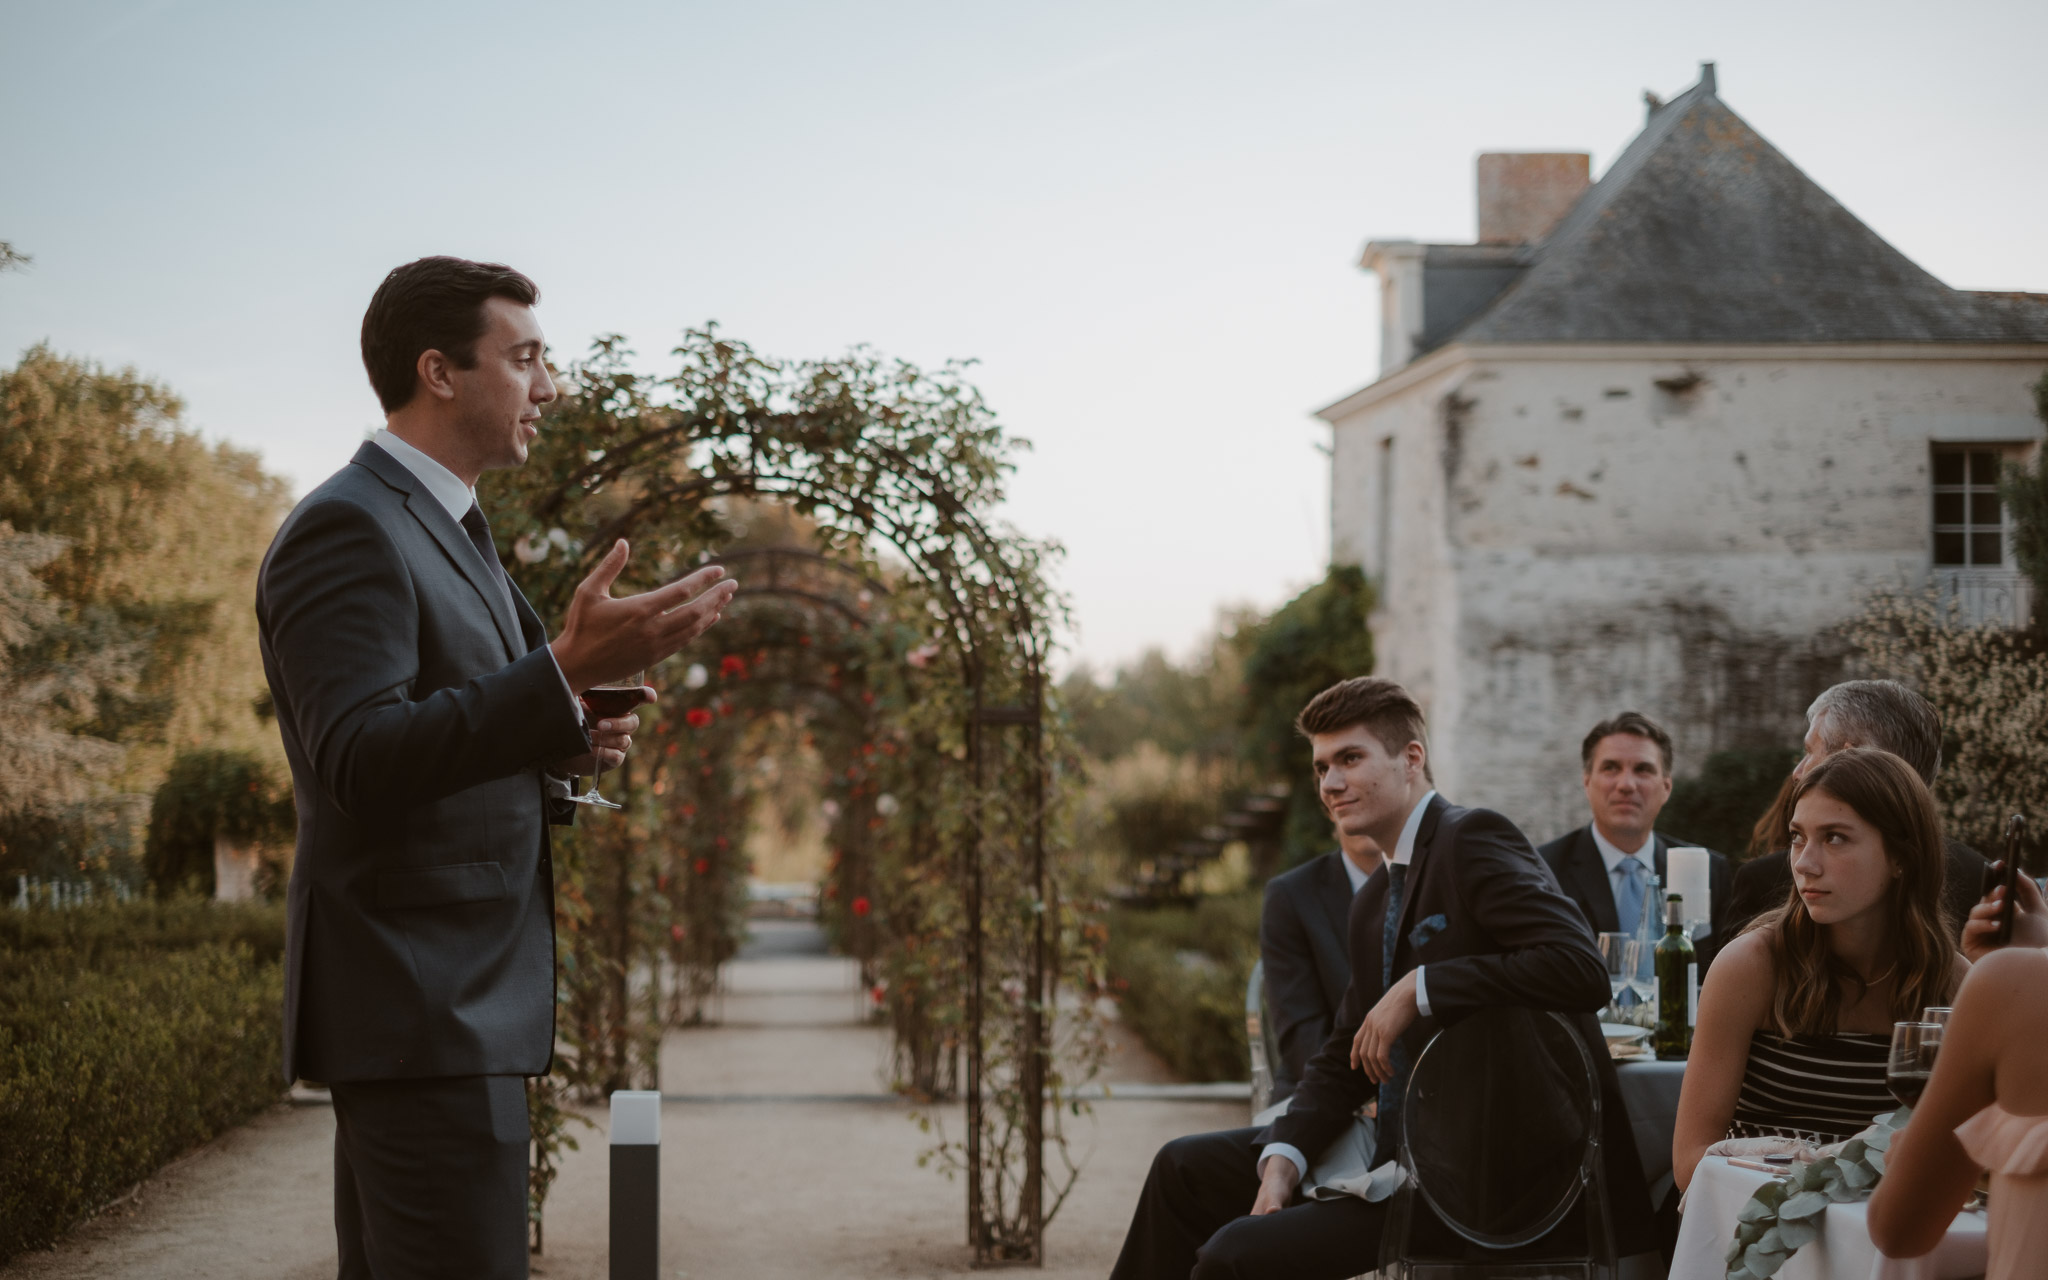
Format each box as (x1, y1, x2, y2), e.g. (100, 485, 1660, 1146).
(1668, 846, 1712, 931)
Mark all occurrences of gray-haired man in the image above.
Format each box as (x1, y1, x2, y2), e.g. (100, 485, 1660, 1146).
(1723, 679, 1987, 938)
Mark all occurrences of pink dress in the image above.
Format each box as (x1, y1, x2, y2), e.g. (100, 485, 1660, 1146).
(1955, 1103, 2048, 1280)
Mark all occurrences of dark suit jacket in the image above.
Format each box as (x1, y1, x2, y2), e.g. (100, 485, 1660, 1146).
(1725, 838, 1988, 943)
(1536, 826, 1733, 973)
(1259, 851, 1356, 1100)
(1261, 795, 1654, 1256)
(258, 442, 589, 1083)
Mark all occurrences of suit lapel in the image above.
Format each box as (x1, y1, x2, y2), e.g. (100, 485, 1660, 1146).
(1565, 826, 1622, 934)
(354, 443, 524, 661)
(1392, 795, 1447, 960)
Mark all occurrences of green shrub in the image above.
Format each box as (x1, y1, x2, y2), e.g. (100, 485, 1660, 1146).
(0, 901, 287, 1263)
(144, 749, 294, 895)
(1662, 746, 1802, 859)
(1107, 893, 1260, 1083)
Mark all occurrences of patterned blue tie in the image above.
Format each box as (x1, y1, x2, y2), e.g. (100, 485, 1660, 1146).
(1616, 855, 1647, 938)
(1379, 863, 1409, 1137)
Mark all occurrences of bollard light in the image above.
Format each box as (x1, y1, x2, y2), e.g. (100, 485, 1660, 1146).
(609, 1089, 660, 1280)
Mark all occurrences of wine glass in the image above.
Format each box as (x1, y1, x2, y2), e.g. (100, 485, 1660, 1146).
(1886, 1021, 1943, 1110)
(567, 670, 646, 810)
(1597, 933, 1634, 1011)
(1627, 936, 1658, 1011)
(1920, 1006, 1953, 1030)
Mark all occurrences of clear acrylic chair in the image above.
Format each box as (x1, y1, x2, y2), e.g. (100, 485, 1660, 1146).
(1246, 958, 1277, 1119)
(1378, 1006, 1616, 1279)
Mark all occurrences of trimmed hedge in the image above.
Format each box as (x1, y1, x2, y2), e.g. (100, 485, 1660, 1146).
(0, 901, 287, 1263)
(1107, 893, 1260, 1083)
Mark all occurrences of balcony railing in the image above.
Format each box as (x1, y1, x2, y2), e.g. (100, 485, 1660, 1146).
(1933, 567, 2036, 629)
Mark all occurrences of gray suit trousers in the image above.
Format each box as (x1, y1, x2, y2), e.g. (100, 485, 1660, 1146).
(331, 1075, 530, 1280)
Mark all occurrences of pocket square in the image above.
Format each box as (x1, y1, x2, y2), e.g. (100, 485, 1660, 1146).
(1408, 913, 1449, 949)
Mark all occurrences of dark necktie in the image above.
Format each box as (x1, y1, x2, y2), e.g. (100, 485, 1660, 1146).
(460, 503, 520, 631)
(1379, 862, 1410, 1139)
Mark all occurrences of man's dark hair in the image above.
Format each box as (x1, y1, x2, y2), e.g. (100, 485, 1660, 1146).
(1296, 677, 1431, 774)
(1580, 711, 1674, 774)
(1807, 680, 1942, 785)
(360, 257, 540, 413)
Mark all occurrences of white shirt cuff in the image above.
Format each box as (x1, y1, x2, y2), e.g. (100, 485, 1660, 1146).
(542, 645, 585, 725)
(1413, 965, 1431, 1019)
(1259, 1143, 1308, 1182)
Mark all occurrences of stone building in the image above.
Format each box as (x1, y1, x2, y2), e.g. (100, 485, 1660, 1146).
(1322, 63, 2048, 840)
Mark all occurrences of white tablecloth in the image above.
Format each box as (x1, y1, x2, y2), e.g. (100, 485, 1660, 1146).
(1671, 1157, 1989, 1280)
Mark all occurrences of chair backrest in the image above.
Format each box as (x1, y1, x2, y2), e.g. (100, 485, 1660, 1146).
(1399, 1007, 1600, 1250)
(1246, 958, 1275, 1117)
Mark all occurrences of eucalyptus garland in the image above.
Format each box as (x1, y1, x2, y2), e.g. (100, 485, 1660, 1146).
(1725, 1107, 1905, 1280)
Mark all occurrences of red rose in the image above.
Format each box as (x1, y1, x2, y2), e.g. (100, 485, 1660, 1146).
(852, 896, 871, 917)
(685, 707, 714, 728)
(720, 654, 747, 678)
(670, 924, 686, 941)
(693, 858, 710, 875)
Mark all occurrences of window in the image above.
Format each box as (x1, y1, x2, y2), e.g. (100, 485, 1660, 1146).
(1930, 445, 2009, 567)
(1376, 436, 1395, 583)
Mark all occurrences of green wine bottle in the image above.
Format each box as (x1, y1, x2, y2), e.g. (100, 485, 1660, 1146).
(1654, 893, 1696, 1060)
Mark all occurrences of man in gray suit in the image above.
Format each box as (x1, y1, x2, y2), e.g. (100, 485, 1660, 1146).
(257, 256, 738, 1278)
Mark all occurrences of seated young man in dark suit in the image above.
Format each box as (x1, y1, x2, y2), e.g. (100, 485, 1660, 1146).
(1537, 711, 1731, 973)
(1723, 680, 1987, 938)
(1259, 799, 1382, 1101)
(1110, 678, 1653, 1280)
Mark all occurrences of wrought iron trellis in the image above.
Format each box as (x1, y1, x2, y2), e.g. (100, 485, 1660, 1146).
(493, 337, 1070, 1262)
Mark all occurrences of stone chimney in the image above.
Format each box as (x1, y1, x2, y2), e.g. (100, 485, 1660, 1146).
(1475, 153, 1591, 245)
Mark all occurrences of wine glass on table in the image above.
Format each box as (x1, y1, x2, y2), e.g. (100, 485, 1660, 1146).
(1597, 932, 1633, 1013)
(1886, 1020, 1943, 1110)
(567, 670, 646, 810)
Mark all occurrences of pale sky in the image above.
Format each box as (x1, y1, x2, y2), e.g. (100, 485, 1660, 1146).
(4, 0, 2045, 670)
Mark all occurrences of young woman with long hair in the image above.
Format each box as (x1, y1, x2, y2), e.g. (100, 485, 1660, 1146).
(1672, 747, 1968, 1189)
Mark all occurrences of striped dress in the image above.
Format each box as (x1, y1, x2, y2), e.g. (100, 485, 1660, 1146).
(1729, 1030, 1895, 1143)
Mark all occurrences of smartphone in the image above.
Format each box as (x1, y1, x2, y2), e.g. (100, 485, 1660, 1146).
(1993, 814, 2028, 948)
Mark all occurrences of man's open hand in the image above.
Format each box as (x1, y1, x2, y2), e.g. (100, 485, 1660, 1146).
(1350, 969, 1420, 1082)
(550, 541, 737, 692)
(1250, 1153, 1300, 1216)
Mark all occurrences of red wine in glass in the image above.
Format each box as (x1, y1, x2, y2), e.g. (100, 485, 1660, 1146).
(569, 674, 645, 809)
(1886, 1069, 1930, 1108)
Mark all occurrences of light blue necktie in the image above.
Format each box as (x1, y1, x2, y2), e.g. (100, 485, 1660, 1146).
(1379, 863, 1409, 1139)
(1616, 855, 1648, 937)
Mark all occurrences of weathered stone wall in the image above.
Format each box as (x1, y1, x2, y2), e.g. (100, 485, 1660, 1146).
(1328, 347, 2046, 839)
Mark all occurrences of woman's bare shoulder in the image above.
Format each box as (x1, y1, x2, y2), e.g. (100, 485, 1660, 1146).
(1703, 930, 1777, 1015)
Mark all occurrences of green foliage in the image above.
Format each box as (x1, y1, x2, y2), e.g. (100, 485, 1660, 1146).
(1663, 747, 1803, 858)
(1846, 591, 2048, 853)
(143, 749, 294, 896)
(1237, 566, 1377, 867)
(1724, 1109, 1904, 1279)
(1106, 894, 1261, 1082)
(0, 901, 287, 1263)
(0, 346, 291, 799)
(1060, 617, 1254, 763)
(2001, 371, 2048, 632)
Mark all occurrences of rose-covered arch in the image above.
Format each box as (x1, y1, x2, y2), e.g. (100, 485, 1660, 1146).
(485, 330, 1101, 1262)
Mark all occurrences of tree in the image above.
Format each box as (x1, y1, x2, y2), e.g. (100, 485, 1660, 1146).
(0, 526, 143, 876)
(0, 346, 292, 793)
(2001, 370, 2048, 633)
(1237, 565, 1377, 866)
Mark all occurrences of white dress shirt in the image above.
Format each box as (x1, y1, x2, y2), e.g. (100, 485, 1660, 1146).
(1340, 851, 1370, 895)
(1262, 789, 1437, 1182)
(369, 430, 584, 727)
(1589, 822, 1655, 935)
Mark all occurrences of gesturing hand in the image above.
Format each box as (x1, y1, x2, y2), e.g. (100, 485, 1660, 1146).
(1350, 969, 1420, 1082)
(550, 541, 737, 692)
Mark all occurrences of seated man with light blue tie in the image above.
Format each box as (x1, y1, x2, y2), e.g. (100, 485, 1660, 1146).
(1537, 711, 1731, 975)
(1107, 678, 1653, 1279)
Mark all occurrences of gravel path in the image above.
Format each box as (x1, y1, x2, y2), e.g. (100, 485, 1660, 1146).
(3, 921, 1242, 1279)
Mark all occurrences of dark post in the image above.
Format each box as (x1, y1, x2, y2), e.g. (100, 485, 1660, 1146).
(609, 1089, 660, 1280)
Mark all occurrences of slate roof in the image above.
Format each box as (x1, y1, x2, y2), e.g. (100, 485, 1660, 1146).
(1438, 66, 2048, 349)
